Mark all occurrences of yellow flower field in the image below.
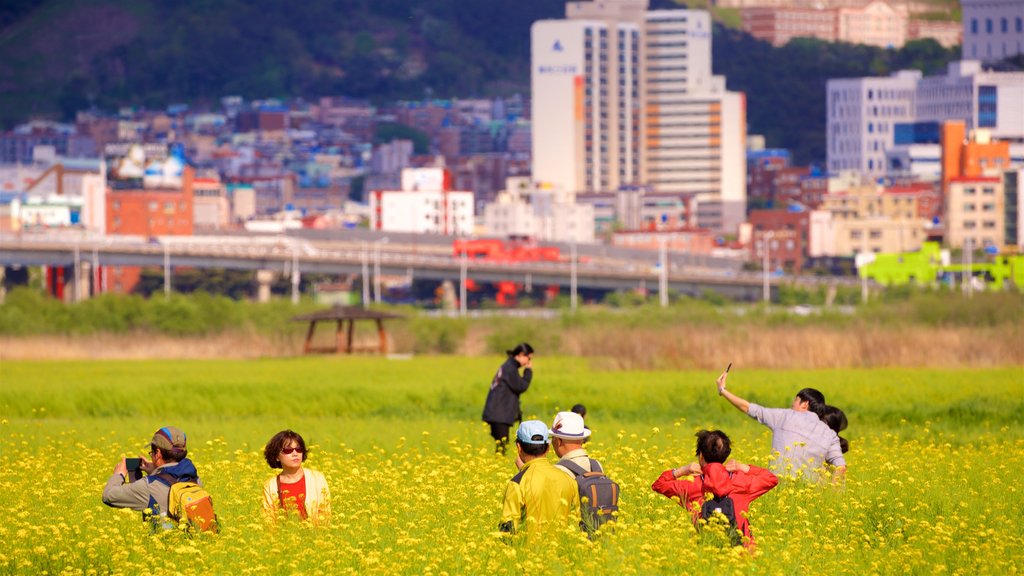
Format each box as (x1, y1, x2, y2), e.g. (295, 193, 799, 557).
(0, 358, 1021, 574)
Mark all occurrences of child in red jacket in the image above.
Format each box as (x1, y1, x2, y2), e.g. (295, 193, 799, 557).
(652, 429, 778, 547)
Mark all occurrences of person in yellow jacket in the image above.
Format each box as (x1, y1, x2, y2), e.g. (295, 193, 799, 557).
(499, 420, 580, 535)
(262, 430, 331, 523)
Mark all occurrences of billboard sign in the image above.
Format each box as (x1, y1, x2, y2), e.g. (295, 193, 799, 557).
(105, 143, 186, 189)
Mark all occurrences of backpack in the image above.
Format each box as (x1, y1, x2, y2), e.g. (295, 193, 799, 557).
(148, 473, 219, 534)
(557, 458, 619, 532)
(699, 494, 742, 546)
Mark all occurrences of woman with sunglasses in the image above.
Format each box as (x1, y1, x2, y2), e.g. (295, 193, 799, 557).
(262, 430, 331, 523)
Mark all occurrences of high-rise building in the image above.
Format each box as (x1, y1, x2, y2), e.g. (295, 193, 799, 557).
(532, 0, 747, 233)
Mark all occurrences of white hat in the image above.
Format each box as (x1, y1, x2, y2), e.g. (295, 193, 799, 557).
(550, 411, 591, 440)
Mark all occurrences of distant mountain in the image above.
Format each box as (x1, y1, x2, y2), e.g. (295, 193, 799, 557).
(1, 0, 963, 165)
(0, 0, 565, 126)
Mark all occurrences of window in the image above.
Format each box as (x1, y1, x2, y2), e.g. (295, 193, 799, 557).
(965, 203, 976, 212)
(983, 221, 996, 229)
(986, 19, 993, 33)
(982, 187, 995, 195)
(971, 18, 978, 34)
(149, 201, 158, 212)
(1001, 18, 1008, 33)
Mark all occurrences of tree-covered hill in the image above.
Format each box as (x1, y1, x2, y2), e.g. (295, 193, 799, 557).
(1, 0, 964, 164)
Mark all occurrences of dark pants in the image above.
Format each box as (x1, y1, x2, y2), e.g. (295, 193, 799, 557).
(489, 422, 510, 455)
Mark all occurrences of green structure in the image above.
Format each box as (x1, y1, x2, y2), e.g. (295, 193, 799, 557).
(861, 242, 1024, 292)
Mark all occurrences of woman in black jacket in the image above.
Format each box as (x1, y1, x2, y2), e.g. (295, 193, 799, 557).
(482, 343, 534, 454)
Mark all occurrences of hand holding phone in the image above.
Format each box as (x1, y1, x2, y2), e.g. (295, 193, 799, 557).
(124, 457, 143, 482)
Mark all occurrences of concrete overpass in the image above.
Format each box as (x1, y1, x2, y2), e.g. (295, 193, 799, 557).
(0, 231, 778, 301)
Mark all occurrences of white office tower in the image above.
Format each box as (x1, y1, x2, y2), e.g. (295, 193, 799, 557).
(532, 0, 747, 233)
(827, 71, 920, 177)
(531, 19, 640, 193)
(961, 0, 1024, 63)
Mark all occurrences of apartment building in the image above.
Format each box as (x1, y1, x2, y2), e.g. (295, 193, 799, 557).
(368, 168, 473, 235)
(946, 176, 1005, 249)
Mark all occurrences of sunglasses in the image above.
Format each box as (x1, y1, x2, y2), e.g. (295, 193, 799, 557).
(281, 447, 304, 455)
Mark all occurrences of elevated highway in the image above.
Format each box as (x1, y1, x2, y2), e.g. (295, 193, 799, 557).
(0, 231, 778, 300)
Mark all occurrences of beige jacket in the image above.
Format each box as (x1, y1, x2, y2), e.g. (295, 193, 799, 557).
(262, 468, 331, 522)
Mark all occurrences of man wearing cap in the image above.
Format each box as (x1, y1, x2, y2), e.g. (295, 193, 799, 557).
(550, 411, 602, 477)
(499, 420, 579, 535)
(102, 426, 204, 529)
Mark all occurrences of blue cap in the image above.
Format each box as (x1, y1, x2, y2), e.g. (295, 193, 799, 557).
(516, 420, 550, 445)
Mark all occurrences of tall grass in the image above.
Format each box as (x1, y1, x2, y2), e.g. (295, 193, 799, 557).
(0, 360, 1021, 574)
(1, 288, 1021, 367)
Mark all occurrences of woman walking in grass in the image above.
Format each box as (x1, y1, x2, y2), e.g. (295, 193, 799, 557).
(262, 430, 331, 523)
(482, 342, 534, 455)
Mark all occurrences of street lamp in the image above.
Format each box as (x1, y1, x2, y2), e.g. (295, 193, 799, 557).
(374, 237, 389, 304)
(762, 230, 774, 305)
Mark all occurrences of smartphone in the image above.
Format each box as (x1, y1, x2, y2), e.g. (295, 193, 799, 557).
(125, 458, 143, 481)
(726, 362, 732, 373)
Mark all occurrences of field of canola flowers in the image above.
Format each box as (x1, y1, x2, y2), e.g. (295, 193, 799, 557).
(0, 357, 1021, 575)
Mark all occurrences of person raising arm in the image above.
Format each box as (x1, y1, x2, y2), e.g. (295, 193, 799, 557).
(716, 371, 749, 414)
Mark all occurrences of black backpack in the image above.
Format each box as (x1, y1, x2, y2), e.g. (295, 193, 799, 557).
(699, 494, 742, 546)
(557, 458, 619, 533)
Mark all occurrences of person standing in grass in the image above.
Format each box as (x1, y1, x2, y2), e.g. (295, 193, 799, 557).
(262, 430, 331, 523)
(651, 429, 778, 547)
(499, 420, 580, 535)
(717, 370, 846, 481)
(482, 342, 534, 455)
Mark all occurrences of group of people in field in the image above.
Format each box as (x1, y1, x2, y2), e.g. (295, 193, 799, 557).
(103, 427, 331, 531)
(102, 341, 849, 548)
(484, 342, 850, 546)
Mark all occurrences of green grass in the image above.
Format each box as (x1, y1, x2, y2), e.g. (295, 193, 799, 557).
(1, 358, 1021, 574)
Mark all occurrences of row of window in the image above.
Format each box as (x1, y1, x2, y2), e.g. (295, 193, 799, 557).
(968, 17, 1023, 34)
(962, 220, 999, 229)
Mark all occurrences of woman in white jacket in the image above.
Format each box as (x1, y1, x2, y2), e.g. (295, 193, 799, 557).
(262, 430, 331, 523)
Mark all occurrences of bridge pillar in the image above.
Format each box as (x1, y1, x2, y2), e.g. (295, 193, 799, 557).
(256, 270, 277, 303)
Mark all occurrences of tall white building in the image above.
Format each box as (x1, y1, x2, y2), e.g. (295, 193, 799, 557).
(827, 71, 919, 176)
(532, 0, 747, 233)
(961, 0, 1024, 63)
(827, 61, 1024, 178)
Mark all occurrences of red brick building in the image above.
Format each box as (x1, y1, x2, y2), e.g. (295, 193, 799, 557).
(106, 167, 195, 293)
(748, 209, 811, 271)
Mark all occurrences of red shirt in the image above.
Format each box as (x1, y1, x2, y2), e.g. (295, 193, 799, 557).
(278, 474, 308, 520)
(651, 462, 778, 545)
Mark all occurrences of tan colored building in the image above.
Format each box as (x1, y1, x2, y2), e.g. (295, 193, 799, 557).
(838, 0, 906, 48)
(741, 0, 957, 48)
(811, 211, 928, 256)
(946, 176, 1005, 250)
(819, 184, 920, 220)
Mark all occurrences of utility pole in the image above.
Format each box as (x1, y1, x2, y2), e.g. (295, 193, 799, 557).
(163, 239, 171, 300)
(361, 241, 369, 308)
(659, 236, 668, 308)
(291, 246, 300, 305)
(762, 231, 773, 305)
(459, 248, 467, 316)
(570, 242, 578, 311)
